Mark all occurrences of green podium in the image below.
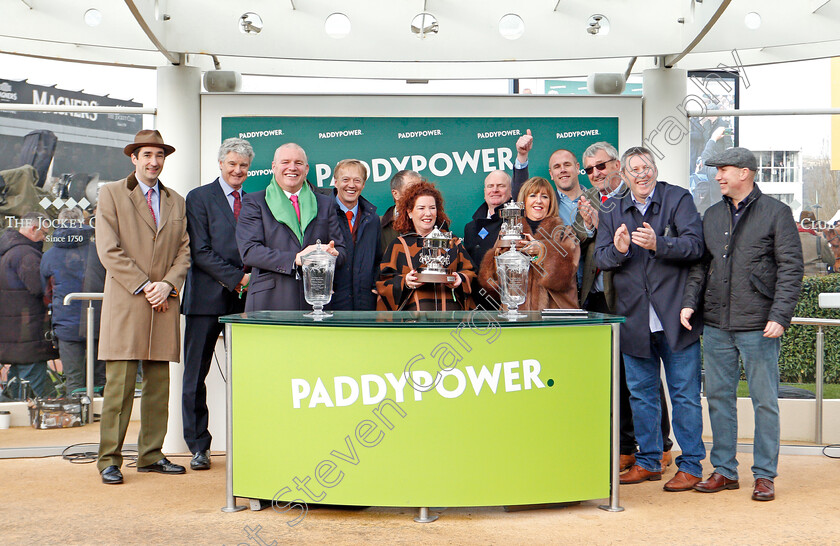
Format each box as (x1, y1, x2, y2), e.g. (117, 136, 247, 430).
(220, 310, 624, 517)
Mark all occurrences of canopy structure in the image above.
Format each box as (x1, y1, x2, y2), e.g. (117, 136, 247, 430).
(1, 1, 839, 79)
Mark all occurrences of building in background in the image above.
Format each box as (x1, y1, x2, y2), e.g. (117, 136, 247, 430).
(0, 79, 141, 183)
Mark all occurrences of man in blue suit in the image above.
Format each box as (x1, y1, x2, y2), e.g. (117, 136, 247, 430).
(329, 159, 382, 310)
(237, 143, 345, 312)
(181, 138, 254, 470)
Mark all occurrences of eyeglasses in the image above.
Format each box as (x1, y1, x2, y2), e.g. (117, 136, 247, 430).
(584, 160, 615, 175)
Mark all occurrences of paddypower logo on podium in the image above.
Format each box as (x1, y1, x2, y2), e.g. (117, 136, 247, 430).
(290, 359, 548, 409)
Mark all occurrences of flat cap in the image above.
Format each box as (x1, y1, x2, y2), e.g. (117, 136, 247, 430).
(705, 147, 757, 171)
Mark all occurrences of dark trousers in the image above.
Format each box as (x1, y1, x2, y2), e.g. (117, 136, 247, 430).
(182, 315, 223, 454)
(58, 339, 106, 394)
(583, 291, 673, 455)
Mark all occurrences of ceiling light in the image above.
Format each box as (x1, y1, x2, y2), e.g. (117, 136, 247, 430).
(498, 14, 525, 40)
(744, 12, 761, 30)
(84, 8, 102, 27)
(239, 12, 263, 35)
(411, 12, 439, 39)
(586, 14, 610, 36)
(325, 13, 351, 39)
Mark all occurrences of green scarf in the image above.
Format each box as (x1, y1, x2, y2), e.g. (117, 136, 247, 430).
(264, 177, 318, 245)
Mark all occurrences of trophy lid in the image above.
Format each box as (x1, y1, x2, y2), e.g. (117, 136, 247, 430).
(499, 200, 525, 219)
(422, 226, 452, 247)
(301, 239, 336, 266)
(495, 247, 530, 267)
(426, 225, 451, 240)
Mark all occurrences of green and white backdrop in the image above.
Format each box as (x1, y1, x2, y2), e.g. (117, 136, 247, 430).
(202, 94, 642, 237)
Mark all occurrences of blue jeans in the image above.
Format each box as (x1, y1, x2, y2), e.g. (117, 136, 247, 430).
(703, 325, 780, 481)
(6, 362, 53, 399)
(623, 333, 705, 477)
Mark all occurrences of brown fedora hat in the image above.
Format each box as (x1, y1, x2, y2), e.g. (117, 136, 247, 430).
(123, 129, 176, 157)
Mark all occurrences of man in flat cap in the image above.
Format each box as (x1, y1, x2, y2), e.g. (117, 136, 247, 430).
(681, 147, 803, 502)
(95, 129, 191, 485)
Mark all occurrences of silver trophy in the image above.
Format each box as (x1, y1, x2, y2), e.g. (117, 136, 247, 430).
(301, 240, 337, 319)
(495, 248, 530, 319)
(416, 226, 457, 284)
(499, 201, 525, 246)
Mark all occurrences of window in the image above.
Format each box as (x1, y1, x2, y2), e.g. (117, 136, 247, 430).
(766, 193, 794, 205)
(755, 150, 800, 183)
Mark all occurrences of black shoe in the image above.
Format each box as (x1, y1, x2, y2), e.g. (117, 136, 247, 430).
(101, 465, 124, 485)
(137, 457, 186, 474)
(190, 450, 211, 471)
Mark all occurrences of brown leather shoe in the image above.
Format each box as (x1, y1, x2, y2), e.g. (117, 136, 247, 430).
(660, 450, 673, 472)
(693, 472, 740, 493)
(620, 464, 662, 484)
(619, 454, 636, 472)
(663, 471, 702, 492)
(752, 478, 775, 501)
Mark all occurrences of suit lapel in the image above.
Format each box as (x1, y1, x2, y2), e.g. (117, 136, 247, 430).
(354, 205, 372, 241)
(129, 182, 157, 233)
(210, 179, 236, 228)
(157, 182, 172, 232)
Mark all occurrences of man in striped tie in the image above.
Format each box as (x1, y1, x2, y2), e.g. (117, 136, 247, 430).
(181, 137, 254, 471)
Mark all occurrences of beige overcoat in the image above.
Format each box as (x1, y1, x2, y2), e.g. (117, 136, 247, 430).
(95, 173, 190, 361)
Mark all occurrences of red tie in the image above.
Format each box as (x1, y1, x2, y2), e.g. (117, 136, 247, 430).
(601, 194, 608, 204)
(146, 188, 157, 227)
(232, 190, 241, 221)
(346, 210, 356, 241)
(290, 194, 301, 222)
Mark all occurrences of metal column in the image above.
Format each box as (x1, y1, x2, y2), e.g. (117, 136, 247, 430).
(599, 322, 624, 512)
(222, 322, 245, 512)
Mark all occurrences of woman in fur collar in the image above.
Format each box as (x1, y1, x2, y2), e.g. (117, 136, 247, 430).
(478, 176, 580, 310)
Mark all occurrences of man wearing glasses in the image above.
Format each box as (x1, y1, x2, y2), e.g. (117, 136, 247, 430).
(578, 142, 674, 475)
(594, 147, 706, 493)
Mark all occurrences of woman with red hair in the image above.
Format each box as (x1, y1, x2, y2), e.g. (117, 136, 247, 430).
(376, 181, 475, 311)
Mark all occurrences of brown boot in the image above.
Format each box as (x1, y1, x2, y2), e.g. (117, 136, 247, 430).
(660, 450, 673, 472)
(752, 478, 775, 501)
(619, 454, 636, 472)
(620, 465, 662, 484)
(663, 471, 701, 492)
(693, 472, 740, 493)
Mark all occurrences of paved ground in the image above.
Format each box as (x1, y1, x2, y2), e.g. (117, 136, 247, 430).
(3, 423, 840, 544)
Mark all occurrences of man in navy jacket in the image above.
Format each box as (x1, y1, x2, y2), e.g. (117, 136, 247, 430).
(594, 147, 706, 492)
(329, 159, 382, 310)
(182, 138, 253, 470)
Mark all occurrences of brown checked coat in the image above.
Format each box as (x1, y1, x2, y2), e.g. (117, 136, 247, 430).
(95, 173, 191, 362)
(478, 216, 580, 311)
(376, 234, 476, 311)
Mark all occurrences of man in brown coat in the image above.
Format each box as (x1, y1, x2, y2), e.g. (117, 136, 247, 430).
(95, 130, 191, 485)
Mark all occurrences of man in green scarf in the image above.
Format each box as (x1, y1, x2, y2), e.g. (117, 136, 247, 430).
(236, 143, 345, 311)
